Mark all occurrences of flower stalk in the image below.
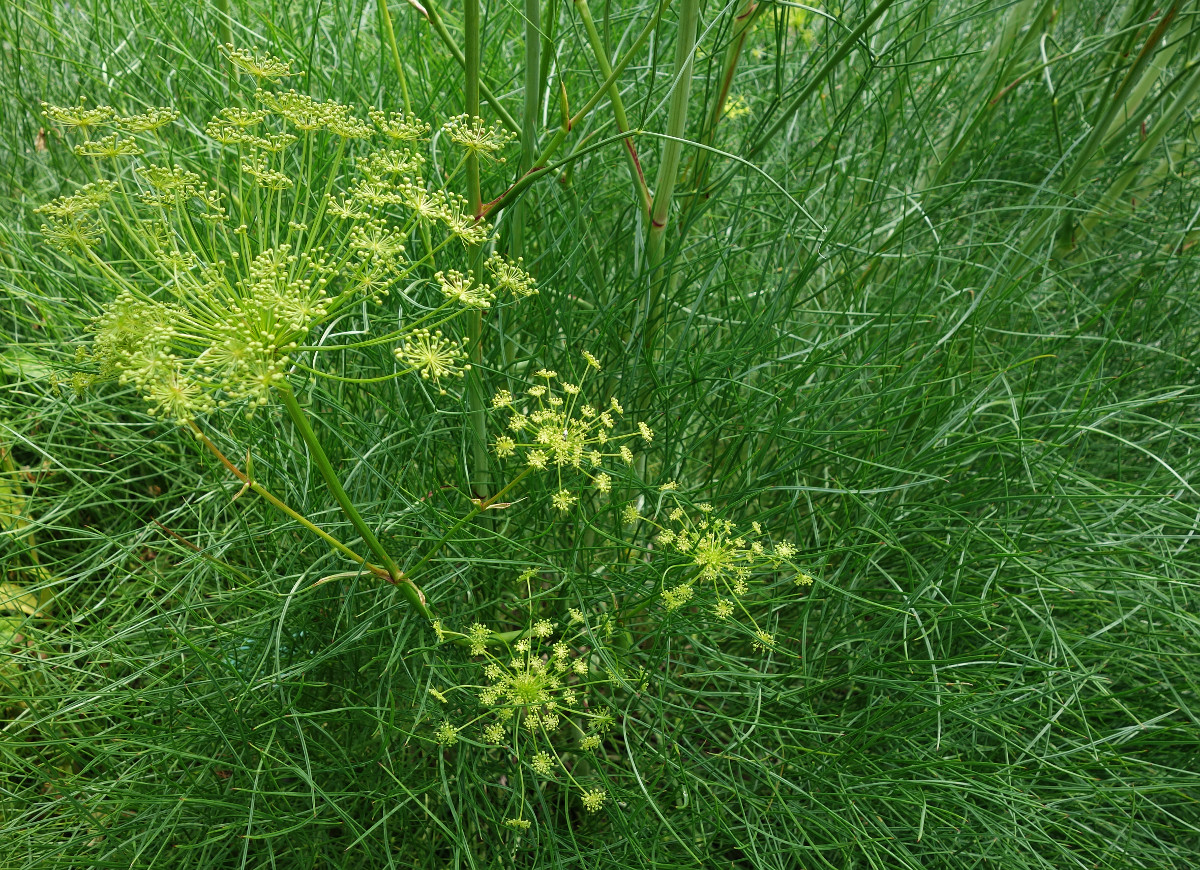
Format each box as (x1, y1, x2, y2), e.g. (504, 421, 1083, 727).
(405, 0, 520, 134)
(189, 422, 393, 583)
(278, 384, 431, 615)
(463, 0, 492, 500)
(378, 0, 413, 114)
(573, 0, 651, 217)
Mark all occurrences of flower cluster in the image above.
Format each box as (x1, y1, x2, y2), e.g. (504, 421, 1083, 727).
(442, 114, 517, 162)
(428, 585, 614, 827)
(490, 353, 651, 510)
(395, 330, 470, 389)
(222, 44, 296, 82)
(39, 46, 529, 422)
(640, 496, 815, 644)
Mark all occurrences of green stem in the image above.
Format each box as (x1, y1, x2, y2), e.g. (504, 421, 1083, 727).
(407, 0, 521, 134)
(512, 0, 542, 257)
(463, 0, 491, 499)
(480, 0, 672, 218)
(214, 0, 234, 64)
(522, 0, 542, 169)
(683, 0, 761, 211)
(378, 0, 413, 114)
(277, 383, 431, 617)
(646, 0, 701, 263)
(506, 0, 542, 365)
(574, 0, 651, 216)
(540, 0, 559, 111)
(643, 0, 701, 352)
(190, 423, 535, 644)
(465, 0, 482, 219)
(404, 466, 537, 581)
(189, 424, 391, 582)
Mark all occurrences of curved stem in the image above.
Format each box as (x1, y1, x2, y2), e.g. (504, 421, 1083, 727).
(188, 422, 391, 581)
(290, 359, 418, 384)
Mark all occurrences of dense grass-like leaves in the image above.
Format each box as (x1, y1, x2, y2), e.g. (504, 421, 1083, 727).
(2, 0, 1199, 867)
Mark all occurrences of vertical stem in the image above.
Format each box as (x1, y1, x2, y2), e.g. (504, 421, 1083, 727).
(378, 0, 414, 114)
(646, 0, 700, 267)
(643, 0, 700, 352)
(465, 0, 483, 219)
(512, 0, 542, 259)
(684, 0, 760, 211)
(540, 0, 560, 115)
(478, 0, 673, 219)
(414, 0, 522, 134)
(523, 0, 543, 173)
(574, 0, 652, 216)
(464, 0, 491, 498)
(506, 0, 542, 367)
(214, 0, 234, 56)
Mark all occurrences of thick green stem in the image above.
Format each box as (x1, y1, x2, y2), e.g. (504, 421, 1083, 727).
(189, 423, 391, 581)
(574, 0, 651, 216)
(278, 384, 431, 618)
(463, 0, 491, 500)
(642, 0, 700, 359)
(407, 0, 521, 134)
(480, 0, 672, 218)
(540, 0, 560, 108)
(506, 0, 542, 365)
(465, 0, 482, 219)
(522, 0, 542, 172)
(646, 0, 700, 267)
(512, 0, 542, 258)
(214, 0, 234, 59)
(378, 0, 413, 114)
(683, 0, 761, 211)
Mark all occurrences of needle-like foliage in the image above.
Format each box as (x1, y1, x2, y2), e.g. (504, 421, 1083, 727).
(1, 0, 1199, 867)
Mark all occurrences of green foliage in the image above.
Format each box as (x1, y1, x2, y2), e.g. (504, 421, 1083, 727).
(2, 0, 1200, 867)
(39, 56, 534, 421)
